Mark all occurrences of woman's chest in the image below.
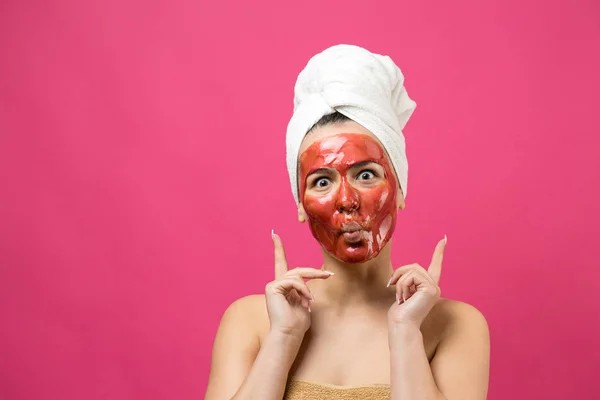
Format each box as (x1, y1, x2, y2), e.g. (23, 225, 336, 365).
(287, 316, 438, 386)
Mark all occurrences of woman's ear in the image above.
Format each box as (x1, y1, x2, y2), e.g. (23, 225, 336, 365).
(397, 188, 406, 210)
(298, 203, 308, 223)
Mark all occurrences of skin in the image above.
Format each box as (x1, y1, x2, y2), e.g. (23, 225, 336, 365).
(205, 120, 490, 400)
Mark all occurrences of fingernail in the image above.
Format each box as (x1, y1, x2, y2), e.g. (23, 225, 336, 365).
(403, 294, 406, 303)
(311, 293, 315, 301)
(444, 234, 447, 244)
(326, 271, 335, 275)
(308, 305, 312, 313)
(387, 278, 392, 287)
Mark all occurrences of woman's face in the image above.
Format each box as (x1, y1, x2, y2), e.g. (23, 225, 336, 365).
(298, 121, 403, 263)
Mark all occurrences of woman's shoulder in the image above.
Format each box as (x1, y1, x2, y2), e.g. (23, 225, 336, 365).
(225, 294, 267, 311)
(434, 297, 486, 319)
(428, 298, 489, 340)
(219, 294, 270, 338)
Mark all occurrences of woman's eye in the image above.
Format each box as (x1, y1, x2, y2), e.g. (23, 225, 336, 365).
(357, 170, 376, 180)
(315, 178, 331, 188)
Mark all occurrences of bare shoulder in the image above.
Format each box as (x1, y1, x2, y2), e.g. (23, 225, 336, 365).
(428, 297, 489, 341)
(219, 294, 270, 340)
(223, 294, 266, 315)
(434, 297, 487, 320)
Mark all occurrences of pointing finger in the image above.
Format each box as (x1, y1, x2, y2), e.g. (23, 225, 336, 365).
(428, 235, 447, 284)
(272, 230, 288, 279)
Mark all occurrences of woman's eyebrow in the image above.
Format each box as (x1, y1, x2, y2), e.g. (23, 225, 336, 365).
(307, 167, 334, 176)
(348, 160, 379, 170)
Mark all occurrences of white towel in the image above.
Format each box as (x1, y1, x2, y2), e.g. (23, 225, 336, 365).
(286, 44, 417, 204)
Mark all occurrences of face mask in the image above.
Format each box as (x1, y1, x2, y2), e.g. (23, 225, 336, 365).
(299, 133, 398, 263)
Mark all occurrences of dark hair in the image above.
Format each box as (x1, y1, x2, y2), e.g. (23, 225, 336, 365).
(307, 111, 351, 134)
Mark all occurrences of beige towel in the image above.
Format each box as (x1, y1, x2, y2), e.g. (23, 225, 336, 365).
(284, 378, 391, 400)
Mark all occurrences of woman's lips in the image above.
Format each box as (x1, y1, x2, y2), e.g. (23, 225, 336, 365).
(341, 222, 364, 243)
(343, 230, 363, 243)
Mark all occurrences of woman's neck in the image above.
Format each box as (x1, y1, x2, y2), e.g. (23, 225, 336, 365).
(316, 242, 394, 307)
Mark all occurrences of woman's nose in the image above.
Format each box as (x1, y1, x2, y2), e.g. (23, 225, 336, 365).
(336, 178, 359, 212)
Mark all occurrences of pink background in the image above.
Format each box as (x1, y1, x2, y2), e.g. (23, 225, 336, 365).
(1, 0, 599, 399)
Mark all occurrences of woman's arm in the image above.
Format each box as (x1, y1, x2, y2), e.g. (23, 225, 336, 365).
(389, 323, 444, 400)
(428, 302, 490, 399)
(388, 302, 490, 400)
(206, 233, 328, 399)
(231, 330, 303, 400)
(387, 238, 490, 399)
(204, 295, 303, 400)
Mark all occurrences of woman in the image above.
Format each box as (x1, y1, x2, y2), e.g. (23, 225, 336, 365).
(205, 45, 490, 400)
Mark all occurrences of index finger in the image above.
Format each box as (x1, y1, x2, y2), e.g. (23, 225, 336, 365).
(428, 235, 447, 284)
(272, 230, 288, 279)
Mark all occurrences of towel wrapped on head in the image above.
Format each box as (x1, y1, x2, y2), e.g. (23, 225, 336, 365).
(286, 44, 417, 204)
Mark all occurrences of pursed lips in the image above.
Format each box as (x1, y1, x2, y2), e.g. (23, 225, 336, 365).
(341, 221, 363, 233)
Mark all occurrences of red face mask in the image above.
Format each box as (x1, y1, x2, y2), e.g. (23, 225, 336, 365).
(299, 133, 398, 263)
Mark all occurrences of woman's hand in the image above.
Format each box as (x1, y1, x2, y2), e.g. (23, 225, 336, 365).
(387, 236, 447, 328)
(266, 231, 334, 339)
